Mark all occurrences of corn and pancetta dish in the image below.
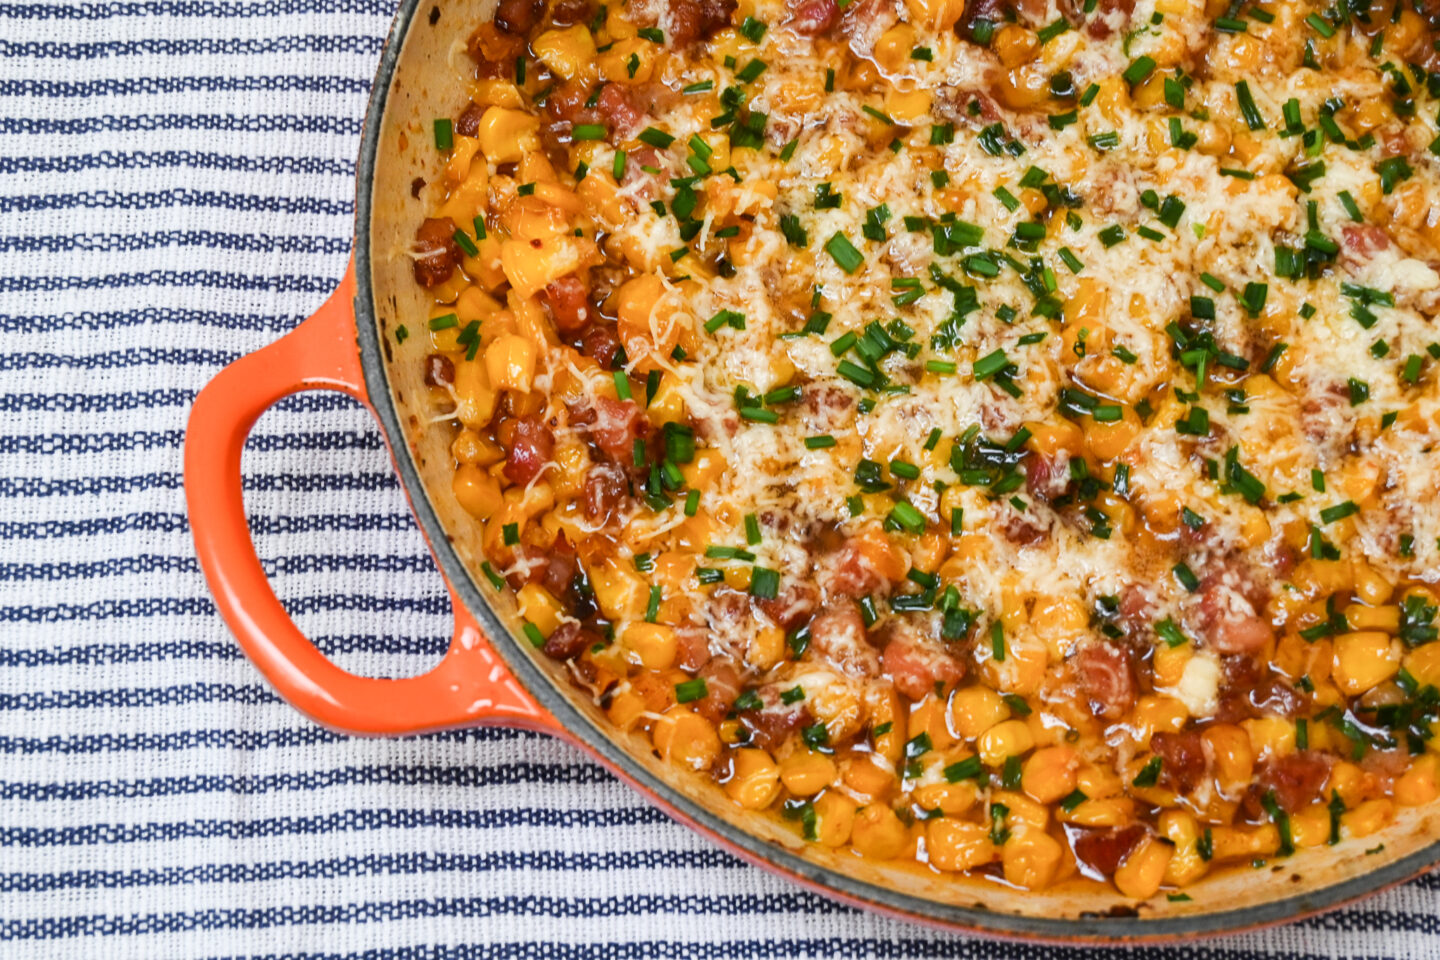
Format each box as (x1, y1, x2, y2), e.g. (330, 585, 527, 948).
(404, 0, 1440, 900)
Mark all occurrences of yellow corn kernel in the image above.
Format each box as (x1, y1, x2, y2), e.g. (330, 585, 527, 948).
(1021, 746, 1078, 804)
(606, 688, 646, 731)
(1332, 631, 1400, 696)
(1114, 837, 1171, 900)
(978, 719, 1034, 767)
(908, 695, 956, 751)
(1024, 418, 1085, 459)
(452, 359, 497, 429)
(516, 583, 562, 637)
(841, 755, 896, 800)
(1242, 716, 1296, 761)
(621, 623, 677, 670)
(1002, 829, 1063, 890)
(746, 625, 785, 671)
(1132, 695, 1189, 742)
(1288, 803, 1329, 848)
(1060, 797, 1135, 828)
(885, 87, 931, 122)
(1209, 824, 1279, 862)
(1351, 560, 1393, 605)
(1158, 810, 1208, 885)
(1341, 798, 1394, 838)
(531, 26, 597, 80)
(905, 0, 965, 29)
(993, 24, 1038, 68)
(652, 708, 720, 771)
(1085, 407, 1143, 462)
(873, 23, 916, 73)
(647, 374, 687, 423)
(1202, 723, 1254, 788)
(870, 688, 905, 764)
(780, 752, 837, 797)
(725, 748, 782, 809)
(1329, 760, 1366, 806)
(812, 791, 857, 847)
(926, 818, 995, 871)
(500, 235, 597, 301)
(950, 686, 1010, 739)
(588, 559, 648, 620)
(1076, 762, 1123, 799)
(1292, 558, 1352, 599)
(851, 804, 909, 859)
(1396, 754, 1440, 806)
(992, 791, 1049, 831)
(680, 449, 727, 489)
(549, 438, 589, 499)
(452, 463, 502, 519)
(474, 106, 540, 164)
(913, 778, 980, 816)
(1345, 603, 1400, 633)
(483, 333, 536, 394)
(452, 428, 502, 467)
(1153, 642, 1192, 688)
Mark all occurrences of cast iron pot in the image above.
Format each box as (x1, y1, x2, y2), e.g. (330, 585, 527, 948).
(183, 0, 1440, 941)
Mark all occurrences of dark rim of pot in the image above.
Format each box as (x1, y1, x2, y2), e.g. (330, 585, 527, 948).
(350, 0, 1439, 942)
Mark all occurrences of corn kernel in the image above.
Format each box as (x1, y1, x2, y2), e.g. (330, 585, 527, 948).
(851, 804, 909, 859)
(977, 719, 1035, 766)
(926, 818, 996, 871)
(950, 686, 1011, 739)
(780, 752, 837, 797)
(725, 748, 782, 809)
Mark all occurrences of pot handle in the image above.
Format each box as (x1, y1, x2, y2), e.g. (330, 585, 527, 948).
(184, 260, 560, 736)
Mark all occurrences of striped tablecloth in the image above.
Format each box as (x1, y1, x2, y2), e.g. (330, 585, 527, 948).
(2, 1, 1438, 956)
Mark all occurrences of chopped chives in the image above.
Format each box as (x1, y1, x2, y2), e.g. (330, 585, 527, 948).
(433, 118, 453, 150)
(824, 232, 864, 273)
(1122, 56, 1156, 87)
(1235, 81, 1266, 129)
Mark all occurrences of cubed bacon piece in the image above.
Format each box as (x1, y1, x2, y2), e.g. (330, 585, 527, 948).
(494, 0, 543, 33)
(412, 217, 462, 288)
(756, 580, 818, 632)
(1074, 642, 1136, 719)
(536, 534, 577, 597)
(821, 530, 905, 598)
(738, 684, 812, 750)
(583, 462, 627, 522)
(455, 103, 484, 138)
(595, 83, 645, 141)
(882, 629, 965, 700)
(666, 0, 737, 45)
(1025, 452, 1071, 502)
(542, 621, 601, 661)
(1258, 751, 1332, 814)
(693, 657, 741, 725)
(580, 324, 621, 368)
(676, 626, 712, 672)
(808, 602, 880, 679)
(591, 396, 649, 463)
(542, 274, 591, 333)
(1194, 575, 1272, 655)
(502, 416, 554, 486)
(1149, 730, 1207, 792)
(550, 0, 594, 23)
(424, 353, 455, 387)
(787, 0, 838, 33)
(1070, 824, 1147, 878)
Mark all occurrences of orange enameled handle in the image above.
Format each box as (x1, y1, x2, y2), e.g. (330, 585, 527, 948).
(184, 261, 559, 736)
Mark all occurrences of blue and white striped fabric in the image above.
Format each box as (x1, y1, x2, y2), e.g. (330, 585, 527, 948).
(2, 1, 1439, 956)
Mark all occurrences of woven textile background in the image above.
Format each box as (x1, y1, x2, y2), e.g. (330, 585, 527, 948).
(3, 1, 1440, 956)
